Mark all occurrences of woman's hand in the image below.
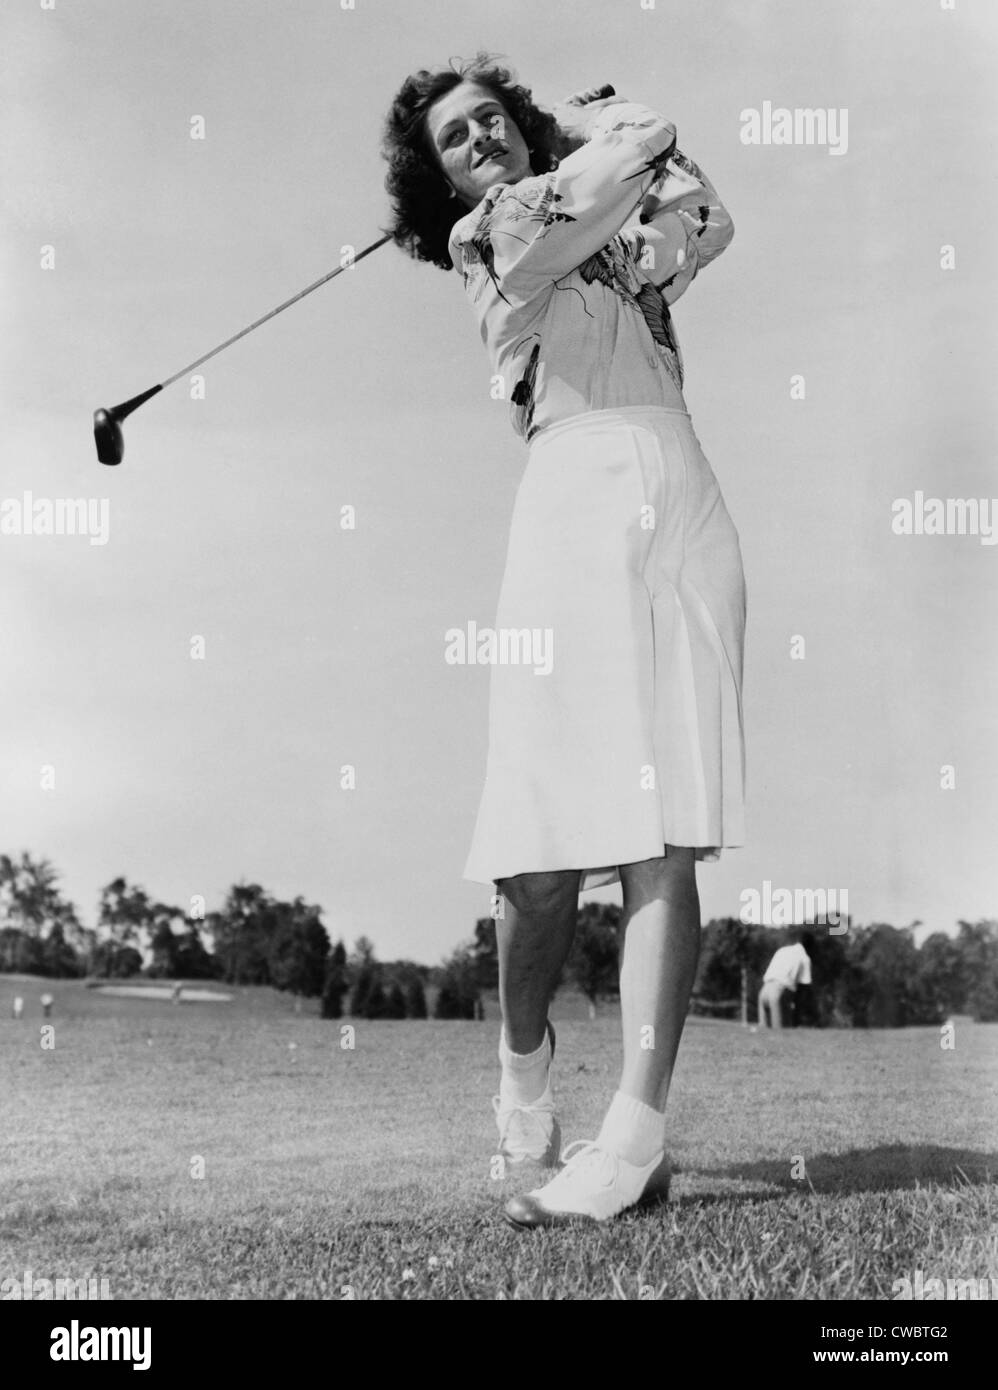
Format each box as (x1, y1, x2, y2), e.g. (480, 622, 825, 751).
(550, 89, 628, 158)
(561, 84, 620, 106)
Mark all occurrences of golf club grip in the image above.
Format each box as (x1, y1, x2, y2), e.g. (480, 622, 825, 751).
(564, 84, 616, 106)
(554, 86, 616, 161)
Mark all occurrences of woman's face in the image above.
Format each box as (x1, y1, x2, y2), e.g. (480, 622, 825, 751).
(425, 80, 532, 208)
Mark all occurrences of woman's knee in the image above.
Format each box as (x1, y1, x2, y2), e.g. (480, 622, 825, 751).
(620, 847, 697, 907)
(496, 869, 579, 918)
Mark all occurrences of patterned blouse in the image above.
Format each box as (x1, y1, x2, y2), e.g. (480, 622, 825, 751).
(447, 101, 734, 443)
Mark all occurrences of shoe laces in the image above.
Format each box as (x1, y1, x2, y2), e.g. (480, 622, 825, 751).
(492, 1092, 553, 1144)
(558, 1139, 619, 1188)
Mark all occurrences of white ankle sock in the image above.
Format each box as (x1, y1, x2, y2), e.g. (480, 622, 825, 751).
(498, 1026, 552, 1106)
(596, 1090, 666, 1166)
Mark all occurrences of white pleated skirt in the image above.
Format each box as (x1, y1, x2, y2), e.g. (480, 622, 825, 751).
(463, 405, 746, 892)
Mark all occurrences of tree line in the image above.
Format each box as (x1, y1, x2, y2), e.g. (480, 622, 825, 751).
(466, 909, 998, 1025)
(694, 916, 998, 1026)
(2, 852, 995, 1026)
(0, 853, 478, 1019)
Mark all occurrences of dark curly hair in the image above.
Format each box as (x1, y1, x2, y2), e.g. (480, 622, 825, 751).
(381, 52, 563, 271)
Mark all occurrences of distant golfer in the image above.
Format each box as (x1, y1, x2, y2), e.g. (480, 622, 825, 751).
(13, 996, 24, 1020)
(758, 933, 812, 1030)
(40, 992, 54, 1019)
(383, 55, 743, 1226)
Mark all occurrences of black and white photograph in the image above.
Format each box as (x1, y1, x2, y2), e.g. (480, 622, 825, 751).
(2, 0, 996, 1337)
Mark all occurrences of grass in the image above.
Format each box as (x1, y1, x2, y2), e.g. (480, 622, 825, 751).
(1, 975, 996, 1299)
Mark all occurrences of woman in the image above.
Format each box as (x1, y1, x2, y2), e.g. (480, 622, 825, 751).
(382, 54, 746, 1227)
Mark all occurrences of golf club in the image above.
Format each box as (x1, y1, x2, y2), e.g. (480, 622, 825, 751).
(94, 85, 616, 466)
(93, 232, 392, 465)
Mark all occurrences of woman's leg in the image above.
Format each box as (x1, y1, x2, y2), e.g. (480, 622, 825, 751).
(491, 869, 579, 1168)
(495, 868, 581, 1053)
(617, 848, 701, 1113)
(503, 851, 700, 1226)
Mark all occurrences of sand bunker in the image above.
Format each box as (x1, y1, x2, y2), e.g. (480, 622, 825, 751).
(92, 985, 232, 1003)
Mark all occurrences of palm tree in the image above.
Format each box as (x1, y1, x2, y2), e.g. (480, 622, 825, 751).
(0, 853, 66, 937)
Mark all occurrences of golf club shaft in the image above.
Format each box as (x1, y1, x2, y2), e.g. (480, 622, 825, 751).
(159, 232, 392, 390)
(159, 89, 610, 389)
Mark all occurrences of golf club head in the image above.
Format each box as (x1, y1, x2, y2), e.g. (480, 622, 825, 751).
(93, 408, 125, 465)
(92, 384, 163, 466)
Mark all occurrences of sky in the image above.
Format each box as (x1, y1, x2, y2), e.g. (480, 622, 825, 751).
(2, 0, 996, 964)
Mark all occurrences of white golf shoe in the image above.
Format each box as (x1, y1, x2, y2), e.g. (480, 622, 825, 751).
(492, 1021, 560, 1168)
(504, 1139, 672, 1227)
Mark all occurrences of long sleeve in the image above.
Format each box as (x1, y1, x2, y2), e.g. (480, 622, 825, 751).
(622, 150, 734, 305)
(449, 102, 687, 303)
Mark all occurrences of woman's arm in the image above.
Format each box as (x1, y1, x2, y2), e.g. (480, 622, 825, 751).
(449, 101, 689, 301)
(621, 150, 734, 305)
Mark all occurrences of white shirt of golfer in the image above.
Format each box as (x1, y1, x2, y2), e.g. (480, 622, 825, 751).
(448, 101, 733, 442)
(763, 943, 812, 992)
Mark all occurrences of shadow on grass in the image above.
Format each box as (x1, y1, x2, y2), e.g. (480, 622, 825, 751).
(682, 1144, 998, 1202)
(338, 1146, 998, 1227)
